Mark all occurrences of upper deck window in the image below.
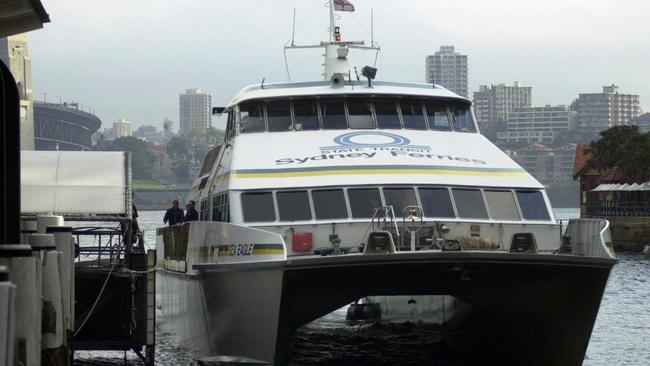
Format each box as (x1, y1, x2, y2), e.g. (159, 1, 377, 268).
(277, 191, 312, 221)
(321, 100, 347, 129)
(293, 100, 320, 130)
(419, 188, 455, 218)
(374, 99, 401, 129)
(312, 189, 348, 219)
(241, 192, 275, 222)
(452, 188, 488, 219)
(236, 97, 478, 134)
(240, 102, 265, 133)
(348, 188, 382, 218)
(485, 190, 520, 220)
(347, 99, 375, 129)
(267, 101, 292, 132)
(516, 191, 550, 220)
(424, 101, 451, 131)
(383, 188, 418, 217)
(400, 101, 427, 130)
(450, 104, 477, 132)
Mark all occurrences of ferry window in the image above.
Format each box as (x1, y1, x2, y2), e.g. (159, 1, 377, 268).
(450, 104, 477, 132)
(374, 99, 401, 129)
(267, 101, 292, 132)
(241, 192, 275, 222)
(200, 199, 209, 221)
(485, 190, 520, 220)
(212, 193, 230, 222)
(277, 191, 312, 221)
(347, 99, 375, 129)
(348, 188, 382, 218)
(321, 100, 347, 129)
(419, 188, 455, 218)
(293, 100, 320, 130)
(239, 102, 265, 133)
(516, 191, 550, 220)
(226, 111, 235, 139)
(400, 101, 427, 130)
(452, 188, 488, 219)
(424, 101, 451, 131)
(383, 188, 418, 217)
(312, 189, 348, 219)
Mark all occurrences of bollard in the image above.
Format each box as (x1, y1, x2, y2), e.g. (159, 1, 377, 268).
(0, 265, 16, 366)
(0, 245, 41, 366)
(36, 215, 64, 234)
(21, 219, 38, 245)
(46, 226, 75, 350)
(29, 234, 65, 364)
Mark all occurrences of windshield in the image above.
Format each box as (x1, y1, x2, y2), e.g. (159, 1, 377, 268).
(237, 97, 476, 133)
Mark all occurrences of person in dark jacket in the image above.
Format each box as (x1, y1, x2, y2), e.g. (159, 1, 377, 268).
(184, 200, 199, 222)
(163, 200, 184, 226)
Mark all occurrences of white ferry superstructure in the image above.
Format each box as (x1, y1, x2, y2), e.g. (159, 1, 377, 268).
(156, 2, 616, 364)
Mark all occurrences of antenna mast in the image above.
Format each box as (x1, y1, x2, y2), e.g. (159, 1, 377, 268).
(284, 0, 380, 81)
(329, 0, 336, 41)
(371, 8, 374, 47)
(291, 8, 296, 46)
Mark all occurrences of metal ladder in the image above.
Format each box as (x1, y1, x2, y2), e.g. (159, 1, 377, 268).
(360, 206, 400, 250)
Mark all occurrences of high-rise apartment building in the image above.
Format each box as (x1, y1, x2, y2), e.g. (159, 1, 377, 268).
(497, 105, 576, 144)
(573, 85, 641, 136)
(425, 46, 468, 98)
(113, 118, 132, 139)
(509, 143, 577, 186)
(163, 118, 174, 137)
(179, 89, 212, 134)
(630, 113, 650, 133)
(0, 33, 35, 149)
(473, 82, 532, 130)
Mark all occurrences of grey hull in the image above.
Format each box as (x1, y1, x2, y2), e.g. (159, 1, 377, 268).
(160, 252, 615, 365)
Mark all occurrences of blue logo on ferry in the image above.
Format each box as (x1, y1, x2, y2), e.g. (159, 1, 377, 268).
(320, 131, 430, 151)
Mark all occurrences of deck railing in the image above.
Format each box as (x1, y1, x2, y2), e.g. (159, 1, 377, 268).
(586, 202, 650, 217)
(564, 219, 615, 259)
(74, 227, 125, 266)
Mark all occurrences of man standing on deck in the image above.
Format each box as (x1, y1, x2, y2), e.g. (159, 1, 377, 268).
(163, 199, 184, 226)
(184, 200, 199, 221)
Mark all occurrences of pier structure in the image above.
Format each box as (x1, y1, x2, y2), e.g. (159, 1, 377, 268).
(1, 3, 50, 364)
(574, 144, 650, 251)
(20, 151, 157, 365)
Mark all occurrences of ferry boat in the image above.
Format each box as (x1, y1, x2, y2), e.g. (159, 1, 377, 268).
(156, 2, 616, 364)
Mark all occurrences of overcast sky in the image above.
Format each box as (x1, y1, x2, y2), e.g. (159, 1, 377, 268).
(28, 0, 650, 131)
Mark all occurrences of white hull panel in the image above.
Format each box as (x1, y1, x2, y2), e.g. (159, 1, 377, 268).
(158, 267, 283, 363)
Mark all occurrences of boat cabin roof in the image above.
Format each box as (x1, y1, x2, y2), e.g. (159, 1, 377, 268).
(226, 80, 470, 109)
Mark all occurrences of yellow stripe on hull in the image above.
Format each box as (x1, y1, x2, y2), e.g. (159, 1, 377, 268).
(232, 169, 528, 179)
(217, 249, 285, 257)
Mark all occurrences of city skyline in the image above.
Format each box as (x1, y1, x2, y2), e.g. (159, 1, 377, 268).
(24, 0, 650, 130)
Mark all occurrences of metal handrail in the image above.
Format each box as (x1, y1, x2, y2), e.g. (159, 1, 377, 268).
(359, 206, 400, 247)
(564, 219, 616, 259)
(74, 226, 125, 267)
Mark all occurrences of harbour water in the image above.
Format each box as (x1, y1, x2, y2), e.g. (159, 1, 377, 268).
(75, 209, 650, 365)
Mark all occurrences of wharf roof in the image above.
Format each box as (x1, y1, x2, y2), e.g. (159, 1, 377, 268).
(573, 144, 592, 179)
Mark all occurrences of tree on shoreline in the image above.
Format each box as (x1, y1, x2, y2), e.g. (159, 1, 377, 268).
(96, 137, 155, 180)
(587, 125, 650, 181)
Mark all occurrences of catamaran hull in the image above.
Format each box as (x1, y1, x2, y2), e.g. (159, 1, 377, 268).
(158, 252, 614, 365)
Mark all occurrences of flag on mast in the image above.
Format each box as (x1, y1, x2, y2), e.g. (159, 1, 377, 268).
(334, 0, 355, 12)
